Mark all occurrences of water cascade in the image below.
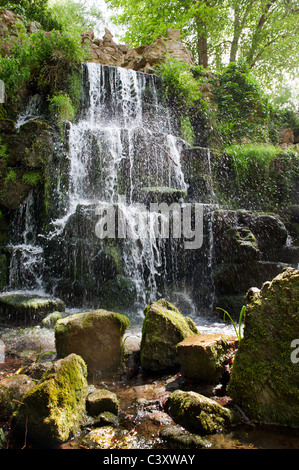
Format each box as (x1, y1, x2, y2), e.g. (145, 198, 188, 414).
(7, 63, 217, 322)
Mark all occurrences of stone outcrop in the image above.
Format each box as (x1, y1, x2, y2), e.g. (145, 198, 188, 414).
(140, 299, 199, 371)
(55, 309, 130, 372)
(82, 28, 195, 73)
(228, 268, 299, 427)
(177, 333, 237, 382)
(12, 354, 88, 445)
(211, 209, 294, 319)
(0, 293, 65, 326)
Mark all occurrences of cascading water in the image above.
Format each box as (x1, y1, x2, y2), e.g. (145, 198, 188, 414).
(6, 63, 217, 322)
(8, 191, 44, 292)
(46, 63, 192, 315)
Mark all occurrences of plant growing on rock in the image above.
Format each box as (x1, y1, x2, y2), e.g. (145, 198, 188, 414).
(216, 306, 245, 342)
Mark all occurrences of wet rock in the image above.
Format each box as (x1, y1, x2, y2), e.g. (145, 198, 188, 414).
(41, 311, 63, 328)
(140, 299, 199, 372)
(246, 214, 288, 260)
(0, 374, 35, 420)
(55, 309, 130, 372)
(86, 388, 120, 416)
(92, 411, 119, 427)
(177, 333, 237, 383)
(12, 354, 88, 445)
(83, 425, 140, 449)
(0, 293, 65, 326)
(213, 260, 285, 297)
(22, 361, 53, 380)
(159, 425, 210, 448)
(228, 268, 299, 427)
(167, 389, 238, 434)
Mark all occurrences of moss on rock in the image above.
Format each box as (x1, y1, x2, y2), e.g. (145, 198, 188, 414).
(55, 309, 130, 372)
(0, 293, 65, 326)
(228, 268, 299, 427)
(140, 299, 199, 371)
(167, 390, 237, 434)
(12, 354, 88, 445)
(177, 333, 237, 382)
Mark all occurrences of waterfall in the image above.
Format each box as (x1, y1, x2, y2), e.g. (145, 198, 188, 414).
(45, 64, 191, 314)
(6, 63, 217, 321)
(8, 191, 44, 292)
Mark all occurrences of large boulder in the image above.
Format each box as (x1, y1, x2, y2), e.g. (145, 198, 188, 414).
(0, 293, 65, 326)
(177, 333, 237, 383)
(55, 309, 130, 372)
(228, 268, 299, 427)
(12, 354, 88, 446)
(167, 390, 238, 434)
(140, 299, 199, 371)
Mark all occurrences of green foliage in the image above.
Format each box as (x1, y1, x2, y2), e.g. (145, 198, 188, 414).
(0, 135, 9, 161)
(0, 22, 85, 115)
(48, 0, 103, 36)
(0, 0, 62, 31)
(223, 143, 299, 210)
(0, 427, 7, 449)
(48, 92, 75, 124)
(213, 62, 270, 143)
(105, 0, 299, 84)
(22, 171, 42, 187)
(4, 168, 16, 184)
(225, 143, 281, 181)
(180, 116, 195, 146)
(155, 59, 210, 143)
(216, 306, 245, 342)
(155, 59, 202, 109)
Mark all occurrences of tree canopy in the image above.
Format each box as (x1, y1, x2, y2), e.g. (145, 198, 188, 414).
(105, 0, 299, 83)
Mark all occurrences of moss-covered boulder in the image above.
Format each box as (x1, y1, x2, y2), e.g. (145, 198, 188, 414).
(41, 311, 64, 328)
(12, 354, 88, 446)
(167, 390, 237, 434)
(0, 374, 35, 421)
(140, 299, 199, 372)
(86, 388, 120, 416)
(0, 293, 65, 326)
(228, 268, 299, 427)
(177, 333, 237, 383)
(55, 309, 130, 372)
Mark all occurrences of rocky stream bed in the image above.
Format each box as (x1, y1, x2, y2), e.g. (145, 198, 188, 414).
(1, 319, 299, 451)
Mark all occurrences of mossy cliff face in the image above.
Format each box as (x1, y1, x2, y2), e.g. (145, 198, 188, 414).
(12, 354, 88, 446)
(140, 299, 199, 371)
(228, 268, 299, 427)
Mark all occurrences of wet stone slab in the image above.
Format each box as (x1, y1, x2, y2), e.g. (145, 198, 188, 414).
(0, 293, 65, 326)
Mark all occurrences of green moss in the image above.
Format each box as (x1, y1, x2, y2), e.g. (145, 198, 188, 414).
(0, 294, 65, 326)
(13, 354, 88, 444)
(140, 299, 199, 371)
(228, 269, 299, 426)
(167, 390, 236, 434)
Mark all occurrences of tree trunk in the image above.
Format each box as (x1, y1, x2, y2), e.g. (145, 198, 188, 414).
(197, 25, 208, 67)
(230, 4, 241, 63)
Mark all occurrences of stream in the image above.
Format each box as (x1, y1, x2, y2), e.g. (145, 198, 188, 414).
(1, 316, 299, 451)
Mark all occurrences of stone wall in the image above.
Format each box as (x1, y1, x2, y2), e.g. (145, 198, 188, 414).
(81, 28, 195, 73)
